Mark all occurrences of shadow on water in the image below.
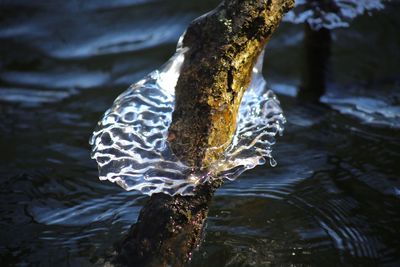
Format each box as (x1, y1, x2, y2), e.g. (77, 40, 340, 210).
(0, 0, 399, 266)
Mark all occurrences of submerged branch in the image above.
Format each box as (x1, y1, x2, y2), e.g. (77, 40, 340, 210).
(114, 179, 223, 267)
(298, 22, 331, 101)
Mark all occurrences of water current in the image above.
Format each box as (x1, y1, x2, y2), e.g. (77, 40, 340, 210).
(0, 1, 399, 266)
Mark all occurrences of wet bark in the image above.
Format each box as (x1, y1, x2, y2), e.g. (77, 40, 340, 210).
(169, 0, 295, 168)
(113, 179, 223, 267)
(110, 1, 293, 266)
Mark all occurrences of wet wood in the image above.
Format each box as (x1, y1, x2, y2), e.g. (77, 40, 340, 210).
(170, 0, 295, 168)
(111, 1, 294, 266)
(113, 179, 223, 267)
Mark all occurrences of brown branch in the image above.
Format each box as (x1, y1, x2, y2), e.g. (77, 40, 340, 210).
(170, 0, 295, 168)
(110, 1, 294, 266)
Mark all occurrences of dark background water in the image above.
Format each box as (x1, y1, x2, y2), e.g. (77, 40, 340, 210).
(1, 0, 399, 266)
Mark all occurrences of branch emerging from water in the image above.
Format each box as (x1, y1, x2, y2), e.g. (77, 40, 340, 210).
(170, 0, 294, 168)
(111, 0, 294, 266)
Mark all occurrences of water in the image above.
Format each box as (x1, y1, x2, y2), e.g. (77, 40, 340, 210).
(284, 0, 385, 30)
(89, 46, 285, 196)
(1, 0, 399, 266)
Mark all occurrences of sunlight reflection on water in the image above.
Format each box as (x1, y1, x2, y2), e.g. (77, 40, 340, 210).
(284, 0, 385, 30)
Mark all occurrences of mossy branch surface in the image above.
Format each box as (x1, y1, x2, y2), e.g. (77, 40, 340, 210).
(111, 1, 294, 266)
(170, 0, 294, 168)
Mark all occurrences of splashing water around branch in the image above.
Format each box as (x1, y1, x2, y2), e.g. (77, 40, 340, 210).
(90, 42, 285, 196)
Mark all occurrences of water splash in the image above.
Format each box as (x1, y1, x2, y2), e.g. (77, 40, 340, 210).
(284, 0, 385, 30)
(90, 47, 285, 196)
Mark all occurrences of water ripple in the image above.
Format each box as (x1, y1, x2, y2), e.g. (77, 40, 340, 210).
(0, 87, 74, 107)
(321, 94, 400, 128)
(290, 184, 387, 260)
(31, 192, 143, 226)
(284, 0, 385, 30)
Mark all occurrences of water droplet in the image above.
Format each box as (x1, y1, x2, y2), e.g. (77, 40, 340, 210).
(269, 157, 277, 167)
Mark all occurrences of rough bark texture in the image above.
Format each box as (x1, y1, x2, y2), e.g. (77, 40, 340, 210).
(111, 1, 293, 266)
(169, 0, 295, 168)
(113, 179, 223, 267)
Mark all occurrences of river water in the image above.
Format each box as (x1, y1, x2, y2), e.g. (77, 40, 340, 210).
(0, 1, 399, 266)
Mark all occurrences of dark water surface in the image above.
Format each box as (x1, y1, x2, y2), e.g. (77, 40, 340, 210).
(1, 1, 399, 266)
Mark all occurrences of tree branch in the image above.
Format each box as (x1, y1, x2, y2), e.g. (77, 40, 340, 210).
(111, 1, 294, 266)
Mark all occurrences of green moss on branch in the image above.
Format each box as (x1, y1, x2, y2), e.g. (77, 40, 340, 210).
(169, 0, 294, 168)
